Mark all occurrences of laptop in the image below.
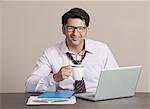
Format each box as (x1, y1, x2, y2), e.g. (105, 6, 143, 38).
(75, 66, 142, 101)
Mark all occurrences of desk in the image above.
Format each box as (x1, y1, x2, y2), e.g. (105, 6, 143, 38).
(0, 93, 149, 109)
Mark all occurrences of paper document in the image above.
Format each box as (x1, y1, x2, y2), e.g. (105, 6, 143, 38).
(26, 96, 76, 105)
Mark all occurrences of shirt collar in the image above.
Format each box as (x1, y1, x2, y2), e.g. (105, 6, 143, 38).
(84, 39, 94, 53)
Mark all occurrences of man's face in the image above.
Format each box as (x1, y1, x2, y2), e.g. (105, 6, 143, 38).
(62, 18, 88, 47)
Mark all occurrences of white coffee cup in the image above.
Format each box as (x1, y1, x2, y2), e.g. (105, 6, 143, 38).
(72, 65, 84, 80)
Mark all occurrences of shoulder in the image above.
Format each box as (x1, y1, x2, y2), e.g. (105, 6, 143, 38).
(43, 41, 63, 55)
(87, 39, 107, 46)
(86, 39, 109, 51)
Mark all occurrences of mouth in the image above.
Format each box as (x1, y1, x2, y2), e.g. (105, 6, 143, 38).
(71, 36, 80, 41)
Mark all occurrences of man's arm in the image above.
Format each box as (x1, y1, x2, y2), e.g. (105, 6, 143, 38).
(25, 49, 72, 92)
(25, 49, 53, 92)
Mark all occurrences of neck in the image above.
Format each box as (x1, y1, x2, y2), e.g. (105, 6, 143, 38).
(66, 40, 85, 54)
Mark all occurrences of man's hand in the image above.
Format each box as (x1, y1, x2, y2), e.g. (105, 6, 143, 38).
(53, 65, 72, 82)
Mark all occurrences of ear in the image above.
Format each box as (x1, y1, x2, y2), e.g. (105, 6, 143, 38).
(86, 27, 89, 31)
(62, 25, 66, 35)
(85, 27, 89, 35)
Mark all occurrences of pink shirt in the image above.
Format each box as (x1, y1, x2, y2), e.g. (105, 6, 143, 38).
(25, 39, 118, 92)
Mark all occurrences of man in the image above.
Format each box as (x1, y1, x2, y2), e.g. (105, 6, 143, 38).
(25, 8, 118, 93)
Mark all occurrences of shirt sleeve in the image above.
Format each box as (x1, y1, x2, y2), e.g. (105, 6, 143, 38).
(104, 45, 119, 68)
(25, 49, 56, 92)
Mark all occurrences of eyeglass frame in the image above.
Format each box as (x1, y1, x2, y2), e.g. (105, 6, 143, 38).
(64, 25, 87, 33)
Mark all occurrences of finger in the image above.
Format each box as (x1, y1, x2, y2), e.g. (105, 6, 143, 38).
(62, 70, 71, 77)
(63, 74, 70, 79)
(64, 65, 72, 69)
(62, 67, 72, 74)
(60, 65, 72, 77)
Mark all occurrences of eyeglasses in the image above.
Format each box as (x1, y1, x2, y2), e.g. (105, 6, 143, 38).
(64, 25, 87, 33)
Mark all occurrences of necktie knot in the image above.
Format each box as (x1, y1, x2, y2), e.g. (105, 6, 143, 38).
(66, 51, 86, 65)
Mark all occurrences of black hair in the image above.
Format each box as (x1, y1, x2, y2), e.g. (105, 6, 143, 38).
(62, 8, 90, 27)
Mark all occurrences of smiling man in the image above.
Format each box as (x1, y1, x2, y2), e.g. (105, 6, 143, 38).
(25, 8, 118, 93)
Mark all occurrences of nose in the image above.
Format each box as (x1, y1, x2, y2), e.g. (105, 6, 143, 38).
(72, 29, 79, 35)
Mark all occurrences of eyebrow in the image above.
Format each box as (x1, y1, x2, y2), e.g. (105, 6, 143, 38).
(66, 25, 86, 27)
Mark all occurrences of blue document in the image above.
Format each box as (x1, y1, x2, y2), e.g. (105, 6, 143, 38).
(38, 90, 75, 98)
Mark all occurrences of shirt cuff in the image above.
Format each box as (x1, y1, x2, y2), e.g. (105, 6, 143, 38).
(35, 74, 56, 92)
(48, 73, 58, 85)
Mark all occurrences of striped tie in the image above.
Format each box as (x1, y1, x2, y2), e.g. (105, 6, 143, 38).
(66, 52, 86, 93)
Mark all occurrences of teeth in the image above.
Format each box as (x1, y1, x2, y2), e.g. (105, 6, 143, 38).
(73, 38, 78, 40)
(72, 37, 79, 41)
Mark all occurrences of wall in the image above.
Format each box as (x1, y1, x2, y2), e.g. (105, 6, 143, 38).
(0, 2, 2, 92)
(148, 0, 150, 91)
(0, 0, 149, 92)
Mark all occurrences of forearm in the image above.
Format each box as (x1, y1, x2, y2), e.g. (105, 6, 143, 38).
(25, 74, 55, 92)
(25, 75, 41, 92)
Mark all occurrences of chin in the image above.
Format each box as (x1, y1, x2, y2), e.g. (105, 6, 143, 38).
(71, 40, 81, 46)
